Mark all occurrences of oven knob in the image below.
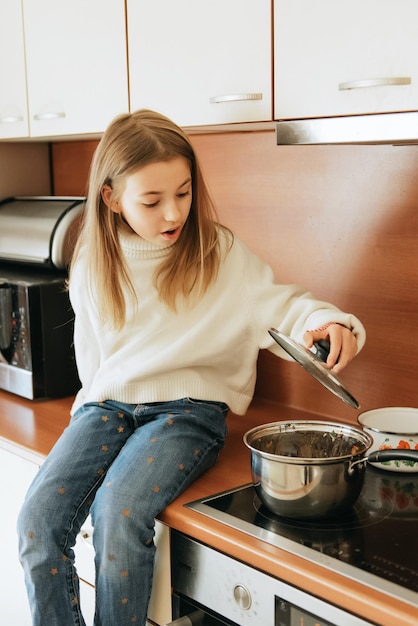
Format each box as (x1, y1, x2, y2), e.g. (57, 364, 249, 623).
(233, 583, 252, 610)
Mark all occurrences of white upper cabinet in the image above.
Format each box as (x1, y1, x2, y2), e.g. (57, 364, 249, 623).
(22, 0, 129, 138)
(0, 0, 29, 138)
(274, 0, 418, 120)
(127, 0, 272, 127)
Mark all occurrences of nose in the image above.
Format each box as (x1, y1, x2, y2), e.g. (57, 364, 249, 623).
(163, 199, 182, 223)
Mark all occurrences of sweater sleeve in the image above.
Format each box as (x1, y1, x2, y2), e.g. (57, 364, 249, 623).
(68, 259, 101, 413)
(237, 238, 366, 357)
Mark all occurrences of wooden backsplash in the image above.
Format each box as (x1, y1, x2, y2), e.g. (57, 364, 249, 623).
(52, 131, 418, 425)
(0, 142, 50, 197)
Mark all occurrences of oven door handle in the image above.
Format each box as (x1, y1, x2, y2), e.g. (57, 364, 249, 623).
(164, 610, 205, 625)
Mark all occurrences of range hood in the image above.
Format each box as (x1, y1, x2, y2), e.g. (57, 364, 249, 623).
(276, 111, 418, 145)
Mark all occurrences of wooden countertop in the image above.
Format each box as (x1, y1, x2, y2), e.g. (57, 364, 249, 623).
(1, 389, 416, 626)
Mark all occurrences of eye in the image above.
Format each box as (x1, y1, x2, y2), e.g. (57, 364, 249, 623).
(143, 201, 159, 208)
(177, 190, 191, 199)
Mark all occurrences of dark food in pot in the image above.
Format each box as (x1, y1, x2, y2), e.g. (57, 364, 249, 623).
(253, 429, 363, 459)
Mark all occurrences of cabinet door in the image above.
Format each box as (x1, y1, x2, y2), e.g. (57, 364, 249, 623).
(0, 445, 40, 625)
(22, 0, 129, 137)
(0, 0, 29, 138)
(127, 0, 272, 127)
(147, 521, 172, 625)
(274, 0, 418, 119)
(0, 444, 95, 626)
(75, 516, 172, 625)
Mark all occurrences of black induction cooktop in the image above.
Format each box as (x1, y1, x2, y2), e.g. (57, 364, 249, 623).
(186, 466, 418, 609)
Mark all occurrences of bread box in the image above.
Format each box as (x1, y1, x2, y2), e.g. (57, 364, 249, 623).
(0, 196, 85, 270)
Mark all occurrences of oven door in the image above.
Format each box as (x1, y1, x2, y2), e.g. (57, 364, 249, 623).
(169, 594, 238, 625)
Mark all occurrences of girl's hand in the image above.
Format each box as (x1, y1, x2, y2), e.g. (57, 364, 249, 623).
(303, 323, 358, 374)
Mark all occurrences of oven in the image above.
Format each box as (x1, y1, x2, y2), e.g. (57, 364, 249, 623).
(173, 466, 418, 626)
(167, 530, 375, 626)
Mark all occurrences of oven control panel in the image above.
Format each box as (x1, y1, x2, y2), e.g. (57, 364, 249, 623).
(276, 596, 334, 626)
(171, 531, 374, 626)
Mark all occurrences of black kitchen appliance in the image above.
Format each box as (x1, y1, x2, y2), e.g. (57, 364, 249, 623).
(177, 466, 418, 625)
(0, 197, 85, 398)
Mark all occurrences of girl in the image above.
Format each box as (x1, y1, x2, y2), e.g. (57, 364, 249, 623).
(18, 109, 365, 625)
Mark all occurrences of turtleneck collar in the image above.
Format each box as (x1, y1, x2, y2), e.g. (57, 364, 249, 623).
(119, 230, 175, 259)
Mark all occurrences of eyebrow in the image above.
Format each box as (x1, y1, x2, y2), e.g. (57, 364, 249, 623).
(140, 177, 192, 196)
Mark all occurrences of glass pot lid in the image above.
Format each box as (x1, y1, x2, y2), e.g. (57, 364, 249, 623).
(268, 328, 360, 409)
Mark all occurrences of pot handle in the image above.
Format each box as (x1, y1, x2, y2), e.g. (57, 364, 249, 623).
(367, 449, 418, 464)
(348, 449, 418, 474)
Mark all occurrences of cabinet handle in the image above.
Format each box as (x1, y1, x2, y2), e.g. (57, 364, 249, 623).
(338, 77, 411, 90)
(210, 93, 263, 104)
(33, 111, 66, 121)
(0, 115, 24, 123)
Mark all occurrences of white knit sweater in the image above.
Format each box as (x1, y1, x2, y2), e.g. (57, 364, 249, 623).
(69, 229, 365, 415)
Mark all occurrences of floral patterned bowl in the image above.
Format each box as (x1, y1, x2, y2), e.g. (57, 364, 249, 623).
(362, 469, 418, 517)
(358, 407, 418, 473)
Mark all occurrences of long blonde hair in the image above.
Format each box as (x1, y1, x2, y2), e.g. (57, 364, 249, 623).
(69, 109, 230, 329)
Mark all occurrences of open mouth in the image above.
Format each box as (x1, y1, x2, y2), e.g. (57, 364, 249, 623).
(162, 226, 181, 238)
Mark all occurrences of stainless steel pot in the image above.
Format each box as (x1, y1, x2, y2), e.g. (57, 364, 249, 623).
(243, 420, 418, 520)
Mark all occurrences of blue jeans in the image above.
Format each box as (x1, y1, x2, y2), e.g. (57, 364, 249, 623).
(18, 398, 228, 626)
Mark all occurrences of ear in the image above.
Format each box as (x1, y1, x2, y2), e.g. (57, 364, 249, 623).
(101, 184, 121, 213)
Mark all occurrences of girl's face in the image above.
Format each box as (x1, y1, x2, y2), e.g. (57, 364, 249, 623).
(106, 156, 193, 246)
